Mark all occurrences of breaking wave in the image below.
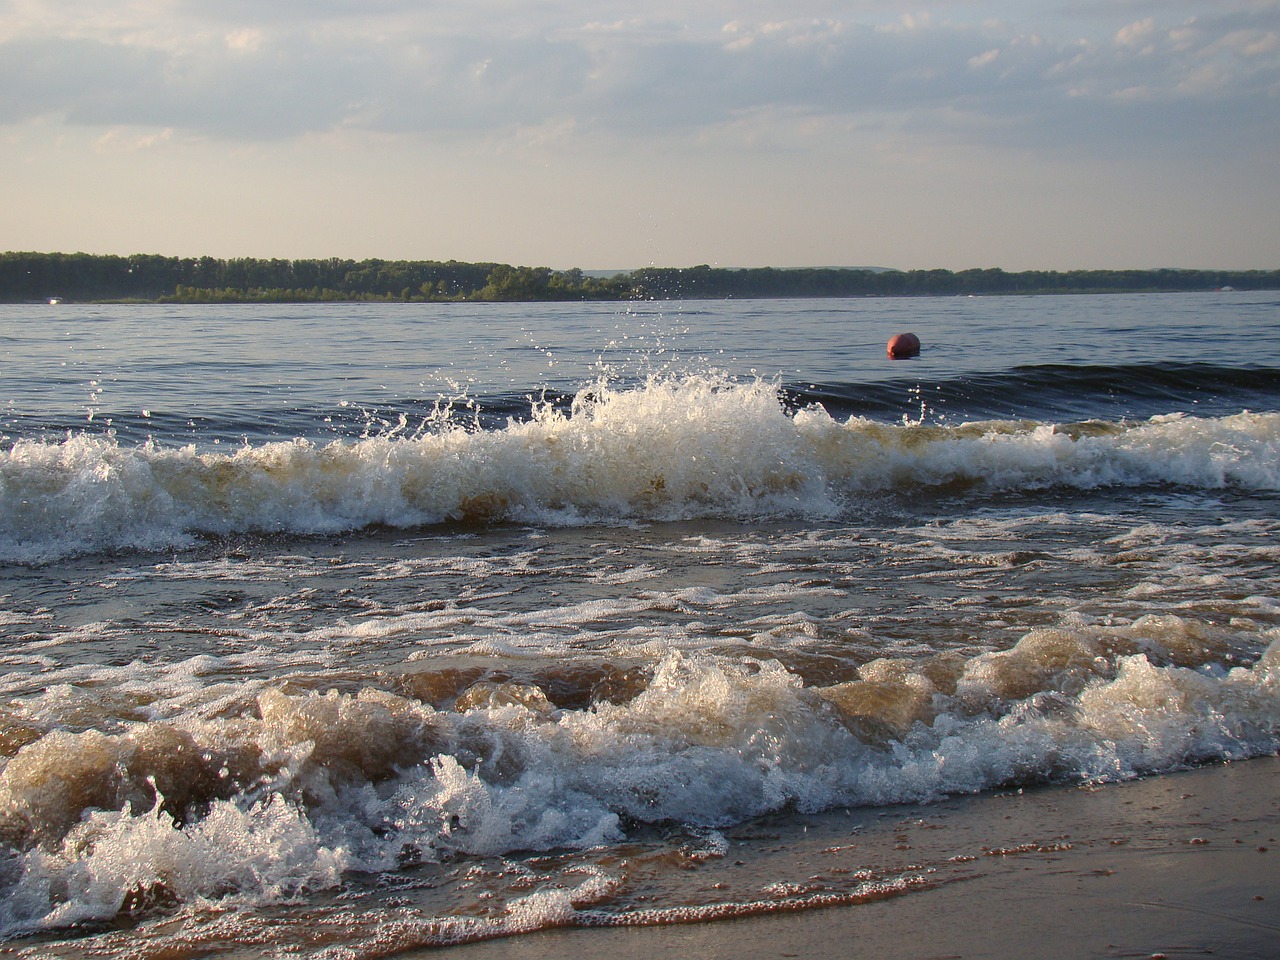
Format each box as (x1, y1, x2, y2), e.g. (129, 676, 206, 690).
(0, 619, 1276, 938)
(2, 375, 1277, 562)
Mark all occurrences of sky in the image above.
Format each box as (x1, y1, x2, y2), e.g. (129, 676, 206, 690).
(1, 1, 1278, 270)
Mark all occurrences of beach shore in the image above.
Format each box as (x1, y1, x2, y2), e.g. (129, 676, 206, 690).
(427, 755, 1279, 960)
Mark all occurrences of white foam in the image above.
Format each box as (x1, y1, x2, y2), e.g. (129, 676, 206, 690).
(0, 793, 346, 937)
(5, 378, 1276, 561)
(0, 626, 1276, 938)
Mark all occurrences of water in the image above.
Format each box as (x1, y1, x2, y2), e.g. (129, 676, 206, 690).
(0, 292, 1278, 956)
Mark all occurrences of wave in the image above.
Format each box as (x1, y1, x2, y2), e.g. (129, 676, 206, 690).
(784, 362, 1280, 422)
(9, 363, 1277, 451)
(0, 620, 1275, 938)
(3, 375, 1278, 562)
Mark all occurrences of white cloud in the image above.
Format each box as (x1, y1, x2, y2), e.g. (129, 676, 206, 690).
(968, 47, 1000, 68)
(224, 28, 263, 53)
(1115, 17, 1157, 48)
(1215, 27, 1280, 56)
(0, 2, 1271, 149)
(93, 125, 174, 152)
(1, 1, 1277, 268)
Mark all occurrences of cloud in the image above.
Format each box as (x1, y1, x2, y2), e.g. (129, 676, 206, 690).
(224, 28, 264, 54)
(1115, 17, 1157, 49)
(0, 1, 1275, 158)
(968, 47, 1000, 68)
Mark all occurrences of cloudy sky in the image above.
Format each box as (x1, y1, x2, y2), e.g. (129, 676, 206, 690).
(2, 1, 1277, 270)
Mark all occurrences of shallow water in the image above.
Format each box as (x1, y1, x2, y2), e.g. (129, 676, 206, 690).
(0, 292, 1277, 955)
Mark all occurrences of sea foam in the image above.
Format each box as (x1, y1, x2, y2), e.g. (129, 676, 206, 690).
(2, 377, 1278, 562)
(0, 618, 1276, 937)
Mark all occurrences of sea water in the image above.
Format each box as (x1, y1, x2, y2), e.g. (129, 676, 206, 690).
(0, 292, 1277, 956)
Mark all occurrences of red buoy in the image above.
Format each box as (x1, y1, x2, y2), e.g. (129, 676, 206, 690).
(887, 332, 921, 359)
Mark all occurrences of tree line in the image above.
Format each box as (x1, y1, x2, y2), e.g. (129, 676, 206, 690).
(2, 251, 1276, 303)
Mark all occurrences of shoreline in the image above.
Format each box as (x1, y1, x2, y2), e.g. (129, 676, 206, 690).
(26, 286, 1276, 306)
(8, 252, 1277, 304)
(428, 755, 1279, 960)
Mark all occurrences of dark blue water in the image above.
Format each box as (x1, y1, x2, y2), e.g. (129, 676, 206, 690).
(4, 293, 1277, 448)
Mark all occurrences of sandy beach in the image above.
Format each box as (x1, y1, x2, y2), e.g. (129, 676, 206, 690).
(427, 755, 1279, 960)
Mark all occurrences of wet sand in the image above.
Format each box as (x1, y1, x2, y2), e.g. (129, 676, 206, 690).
(430, 755, 1279, 960)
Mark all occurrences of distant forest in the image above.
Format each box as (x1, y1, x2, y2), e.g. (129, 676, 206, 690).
(2, 252, 1276, 303)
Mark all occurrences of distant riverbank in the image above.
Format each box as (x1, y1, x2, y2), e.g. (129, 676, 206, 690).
(4, 251, 1277, 303)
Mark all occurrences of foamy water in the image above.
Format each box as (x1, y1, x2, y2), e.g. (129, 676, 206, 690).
(0, 293, 1277, 956)
(4, 378, 1276, 562)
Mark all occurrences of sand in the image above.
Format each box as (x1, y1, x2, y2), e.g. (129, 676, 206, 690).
(422, 755, 1279, 960)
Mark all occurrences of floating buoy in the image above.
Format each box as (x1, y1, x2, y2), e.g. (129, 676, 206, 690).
(887, 332, 921, 359)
